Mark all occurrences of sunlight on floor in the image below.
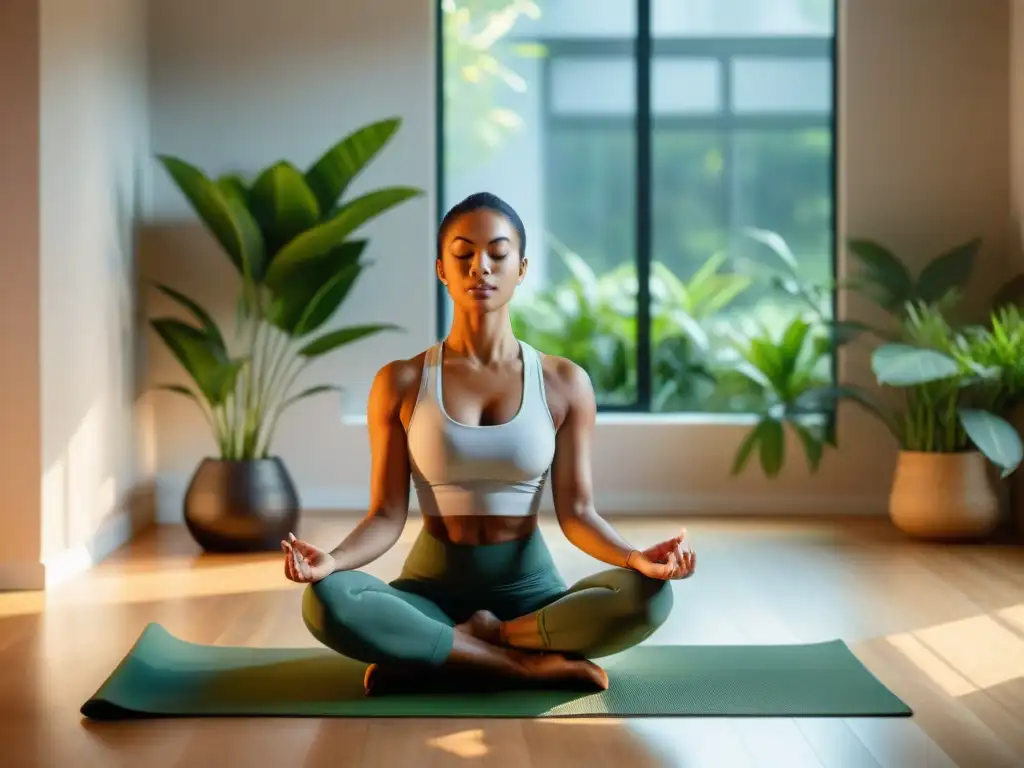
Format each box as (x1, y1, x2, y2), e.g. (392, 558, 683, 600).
(427, 729, 489, 759)
(0, 561, 295, 617)
(887, 603, 1024, 697)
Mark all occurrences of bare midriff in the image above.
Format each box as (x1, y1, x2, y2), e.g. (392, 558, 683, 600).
(422, 514, 539, 546)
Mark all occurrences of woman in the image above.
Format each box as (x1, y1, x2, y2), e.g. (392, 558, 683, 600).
(282, 192, 696, 695)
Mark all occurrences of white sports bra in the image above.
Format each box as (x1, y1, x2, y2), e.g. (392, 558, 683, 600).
(406, 340, 556, 518)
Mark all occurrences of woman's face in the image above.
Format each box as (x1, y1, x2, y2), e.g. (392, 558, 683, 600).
(437, 209, 527, 313)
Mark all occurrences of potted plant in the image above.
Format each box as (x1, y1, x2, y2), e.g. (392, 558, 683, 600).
(151, 117, 421, 552)
(861, 301, 1023, 539)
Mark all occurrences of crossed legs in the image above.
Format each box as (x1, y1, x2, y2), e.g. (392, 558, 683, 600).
(301, 566, 673, 692)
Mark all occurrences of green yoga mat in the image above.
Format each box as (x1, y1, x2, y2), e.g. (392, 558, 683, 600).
(80, 623, 912, 720)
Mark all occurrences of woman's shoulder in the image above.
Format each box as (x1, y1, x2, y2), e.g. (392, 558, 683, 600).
(372, 348, 432, 399)
(531, 346, 594, 403)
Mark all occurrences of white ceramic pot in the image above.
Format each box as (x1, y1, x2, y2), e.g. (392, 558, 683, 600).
(889, 451, 1001, 540)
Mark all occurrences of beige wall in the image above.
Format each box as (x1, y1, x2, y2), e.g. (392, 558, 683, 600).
(142, 0, 1015, 524)
(0, 0, 151, 591)
(0, 0, 44, 590)
(39, 0, 152, 582)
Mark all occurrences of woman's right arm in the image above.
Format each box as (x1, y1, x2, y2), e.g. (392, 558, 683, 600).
(326, 361, 413, 572)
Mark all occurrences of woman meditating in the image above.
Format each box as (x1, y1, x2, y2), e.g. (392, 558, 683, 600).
(281, 192, 696, 695)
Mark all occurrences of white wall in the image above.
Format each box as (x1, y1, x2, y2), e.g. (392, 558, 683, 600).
(38, 0, 153, 583)
(143, 0, 1014, 524)
(0, 0, 151, 591)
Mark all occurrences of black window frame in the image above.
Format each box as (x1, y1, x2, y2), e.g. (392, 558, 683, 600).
(436, 0, 840, 416)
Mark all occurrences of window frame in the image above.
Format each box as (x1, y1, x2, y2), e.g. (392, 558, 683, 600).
(436, 0, 840, 417)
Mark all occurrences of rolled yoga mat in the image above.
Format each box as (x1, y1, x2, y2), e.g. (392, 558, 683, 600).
(81, 623, 912, 720)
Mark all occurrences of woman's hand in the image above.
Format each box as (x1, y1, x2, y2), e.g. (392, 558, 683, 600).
(281, 533, 336, 584)
(629, 527, 696, 581)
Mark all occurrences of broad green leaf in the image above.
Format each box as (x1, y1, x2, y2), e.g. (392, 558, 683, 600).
(305, 118, 401, 214)
(216, 174, 249, 204)
(871, 343, 960, 387)
(249, 161, 321, 256)
(779, 317, 811, 384)
(264, 187, 421, 288)
(745, 227, 798, 272)
(153, 283, 226, 353)
(150, 318, 229, 404)
(208, 358, 247, 404)
(791, 421, 824, 472)
(958, 408, 1024, 477)
(748, 338, 785, 390)
(758, 418, 786, 477)
(731, 422, 762, 476)
(266, 240, 367, 335)
(915, 237, 979, 304)
(155, 383, 205, 406)
(297, 323, 401, 358)
(293, 260, 365, 336)
(991, 273, 1024, 309)
(158, 155, 265, 279)
(846, 238, 913, 312)
(280, 384, 344, 412)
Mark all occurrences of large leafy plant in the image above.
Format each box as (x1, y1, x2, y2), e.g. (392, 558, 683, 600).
(151, 118, 421, 460)
(835, 302, 1022, 476)
(728, 315, 838, 477)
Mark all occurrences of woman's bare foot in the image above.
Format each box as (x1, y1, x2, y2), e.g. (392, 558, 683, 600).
(455, 610, 503, 645)
(509, 649, 609, 691)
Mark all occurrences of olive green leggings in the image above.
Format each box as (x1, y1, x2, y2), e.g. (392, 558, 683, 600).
(301, 526, 674, 666)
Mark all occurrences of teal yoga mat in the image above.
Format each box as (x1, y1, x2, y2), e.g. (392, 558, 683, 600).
(80, 623, 912, 719)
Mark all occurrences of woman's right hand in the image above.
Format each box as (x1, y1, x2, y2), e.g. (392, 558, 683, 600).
(281, 532, 337, 584)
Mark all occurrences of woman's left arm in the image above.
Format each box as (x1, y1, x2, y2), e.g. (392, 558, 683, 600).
(549, 361, 688, 579)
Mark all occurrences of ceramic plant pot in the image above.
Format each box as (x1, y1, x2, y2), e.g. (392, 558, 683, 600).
(889, 450, 1001, 540)
(183, 457, 300, 552)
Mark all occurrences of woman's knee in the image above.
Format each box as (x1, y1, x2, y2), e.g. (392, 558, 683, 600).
(300, 570, 372, 645)
(613, 568, 675, 630)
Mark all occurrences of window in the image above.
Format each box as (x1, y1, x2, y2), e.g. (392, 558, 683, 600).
(438, 0, 837, 413)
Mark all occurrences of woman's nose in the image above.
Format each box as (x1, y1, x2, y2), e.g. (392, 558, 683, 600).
(470, 254, 492, 276)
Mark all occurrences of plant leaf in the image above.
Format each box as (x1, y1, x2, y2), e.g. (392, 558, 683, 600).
(157, 155, 266, 280)
(297, 323, 401, 358)
(958, 408, 1024, 477)
(745, 227, 798, 273)
(249, 161, 321, 257)
(264, 187, 421, 288)
(304, 118, 401, 214)
(731, 422, 762, 476)
(150, 318, 235, 405)
(152, 283, 226, 353)
(790, 421, 824, 473)
(293, 259, 365, 336)
(797, 384, 900, 441)
(871, 343, 960, 387)
(758, 418, 786, 478)
(991, 272, 1024, 310)
(266, 240, 368, 335)
(915, 237, 979, 304)
(280, 384, 344, 412)
(846, 238, 913, 312)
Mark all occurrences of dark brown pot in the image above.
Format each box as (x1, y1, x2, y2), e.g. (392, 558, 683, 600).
(183, 457, 300, 553)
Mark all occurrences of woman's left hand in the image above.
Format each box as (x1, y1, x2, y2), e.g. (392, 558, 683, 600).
(633, 527, 696, 580)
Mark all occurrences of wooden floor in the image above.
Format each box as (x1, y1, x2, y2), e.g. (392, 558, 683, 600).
(1, 515, 1022, 768)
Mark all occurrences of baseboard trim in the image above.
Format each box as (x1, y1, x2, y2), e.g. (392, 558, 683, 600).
(0, 481, 158, 592)
(0, 561, 47, 592)
(42, 480, 156, 588)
